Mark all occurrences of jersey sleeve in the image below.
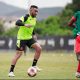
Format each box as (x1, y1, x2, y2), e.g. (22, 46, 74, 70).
(20, 14, 29, 22)
(20, 16, 24, 22)
(16, 16, 24, 26)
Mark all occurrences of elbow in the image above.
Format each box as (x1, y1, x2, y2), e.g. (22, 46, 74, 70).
(15, 20, 24, 26)
(68, 22, 73, 27)
(15, 20, 19, 26)
(68, 23, 71, 27)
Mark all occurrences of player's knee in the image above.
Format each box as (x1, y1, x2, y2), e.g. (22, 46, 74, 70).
(39, 46, 42, 52)
(36, 46, 42, 53)
(17, 51, 23, 54)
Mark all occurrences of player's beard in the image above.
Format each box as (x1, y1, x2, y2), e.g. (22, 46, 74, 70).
(31, 13, 36, 17)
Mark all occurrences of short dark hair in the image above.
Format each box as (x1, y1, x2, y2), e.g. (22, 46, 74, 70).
(30, 5, 38, 9)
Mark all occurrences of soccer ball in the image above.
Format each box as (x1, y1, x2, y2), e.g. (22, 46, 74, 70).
(27, 67, 37, 77)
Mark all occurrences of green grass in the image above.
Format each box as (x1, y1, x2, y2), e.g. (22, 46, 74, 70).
(0, 50, 78, 79)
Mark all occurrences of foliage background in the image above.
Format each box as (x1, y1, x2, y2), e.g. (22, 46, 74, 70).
(0, 0, 79, 37)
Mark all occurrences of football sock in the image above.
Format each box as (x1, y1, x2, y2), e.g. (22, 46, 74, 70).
(32, 59, 38, 66)
(9, 65, 15, 72)
(77, 61, 80, 73)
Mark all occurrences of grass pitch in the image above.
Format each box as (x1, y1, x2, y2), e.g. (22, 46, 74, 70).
(0, 50, 78, 79)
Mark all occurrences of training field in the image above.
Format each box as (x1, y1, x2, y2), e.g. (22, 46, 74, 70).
(0, 50, 78, 79)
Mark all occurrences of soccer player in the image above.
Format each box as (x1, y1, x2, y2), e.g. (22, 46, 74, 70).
(68, 11, 80, 78)
(8, 5, 42, 77)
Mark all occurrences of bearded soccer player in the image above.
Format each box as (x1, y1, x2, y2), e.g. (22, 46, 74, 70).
(68, 11, 80, 78)
(8, 5, 42, 77)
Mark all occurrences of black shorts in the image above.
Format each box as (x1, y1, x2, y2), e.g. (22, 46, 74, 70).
(16, 38, 36, 51)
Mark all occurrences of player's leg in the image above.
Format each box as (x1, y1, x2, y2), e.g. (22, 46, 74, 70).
(76, 53, 80, 77)
(31, 42, 42, 65)
(8, 40, 26, 77)
(27, 38, 42, 71)
(8, 51, 23, 77)
(74, 35, 80, 78)
(31, 42, 42, 71)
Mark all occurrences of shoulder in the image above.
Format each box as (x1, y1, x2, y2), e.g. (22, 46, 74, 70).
(24, 14, 29, 22)
(75, 11, 80, 15)
(76, 11, 80, 13)
(24, 14, 29, 17)
(73, 11, 80, 18)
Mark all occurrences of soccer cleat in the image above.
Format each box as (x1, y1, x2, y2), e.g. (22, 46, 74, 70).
(75, 72, 80, 78)
(33, 66, 42, 72)
(8, 72, 15, 77)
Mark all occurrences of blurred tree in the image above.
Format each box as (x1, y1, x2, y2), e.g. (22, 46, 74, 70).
(1, 0, 80, 37)
(72, 0, 80, 11)
(59, 0, 80, 28)
(0, 21, 4, 36)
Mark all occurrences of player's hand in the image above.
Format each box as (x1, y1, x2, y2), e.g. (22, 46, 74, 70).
(24, 24, 32, 28)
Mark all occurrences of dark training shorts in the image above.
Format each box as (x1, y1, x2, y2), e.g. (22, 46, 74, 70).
(16, 38, 36, 51)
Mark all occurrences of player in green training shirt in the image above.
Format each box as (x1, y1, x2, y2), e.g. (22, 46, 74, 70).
(68, 11, 80, 78)
(8, 5, 42, 77)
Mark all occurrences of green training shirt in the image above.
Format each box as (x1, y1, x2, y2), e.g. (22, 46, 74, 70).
(73, 11, 80, 38)
(17, 15, 36, 40)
